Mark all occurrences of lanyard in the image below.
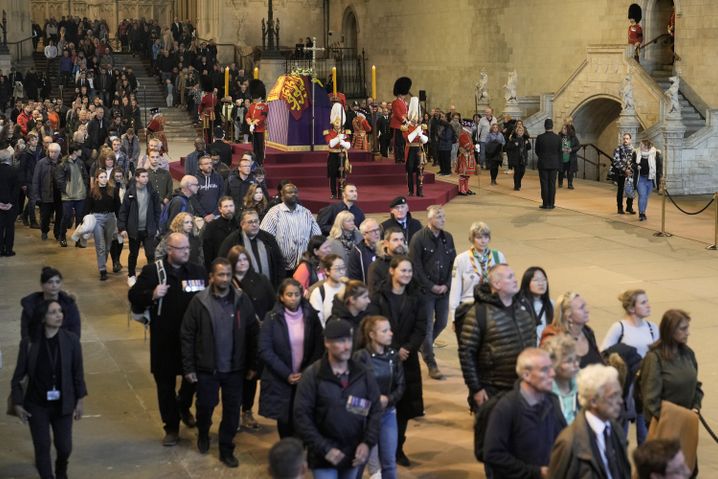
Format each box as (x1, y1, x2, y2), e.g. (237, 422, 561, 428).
(45, 338, 59, 389)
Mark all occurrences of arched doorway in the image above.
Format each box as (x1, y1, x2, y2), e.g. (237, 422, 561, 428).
(570, 97, 625, 182)
(342, 8, 358, 51)
(643, 0, 675, 66)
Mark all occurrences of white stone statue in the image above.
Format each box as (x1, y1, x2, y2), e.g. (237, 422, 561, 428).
(475, 71, 490, 103)
(665, 75, 681, 116)
(504, 70, 518, 103)
(621, 72, 635, 111)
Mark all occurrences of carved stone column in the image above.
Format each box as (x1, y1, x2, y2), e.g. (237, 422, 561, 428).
(617, 110, 640, 145)
(662, 117, 687, 194)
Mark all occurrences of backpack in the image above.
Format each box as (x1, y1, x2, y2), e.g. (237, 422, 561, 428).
(159, 195, 188, 233)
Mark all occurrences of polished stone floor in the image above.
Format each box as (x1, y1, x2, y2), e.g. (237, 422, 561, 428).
(2, 164, 718, 478)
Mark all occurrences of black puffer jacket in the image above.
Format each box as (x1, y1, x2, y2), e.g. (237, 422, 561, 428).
(327, 295, 368, 348)
(458, 283, 536, 395)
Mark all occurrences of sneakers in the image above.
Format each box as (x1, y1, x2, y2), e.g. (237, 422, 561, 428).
(162, 432, 179, 446)
(428, 366, 446, 381)
(241, 411, 259, 430)
(220, 453, 239, 468)
(127, 276, 137, 287)
(59, 239, 68, 247)
(197, 435, 210, 454)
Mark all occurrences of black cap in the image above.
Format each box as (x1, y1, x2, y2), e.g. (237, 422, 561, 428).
(324, 319, 353, 340)
(544, 118, 553, 130)
(389, 196, 407, 208)
(214, 126, 224, 139)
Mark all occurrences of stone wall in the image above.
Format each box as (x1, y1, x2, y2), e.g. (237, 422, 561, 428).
(4, 0, 33, 62)
(676, 0, 718, 107)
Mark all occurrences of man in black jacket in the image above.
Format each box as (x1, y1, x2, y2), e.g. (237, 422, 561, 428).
(379, 196, 422, 244)
(483, 348, 567, 478)
(224, 154, 257, 213)
(31, 142, 63, 241)
(293, 319, 381, 476)
(86, 107, 108, 152)
(128, 233, 207, 447)
(409, 206, 456, 380)
(367, 226, 408, 292)
(181, 257, 259, 468)
(209, 126, 233, 167)
(316, 184, 365, 236)
(534, 118, 562, 209)
(217, 208, 285, 289)
(118, 168, 162, 286)
(202, 196, 237, 270)
(347, 217, 381, 283)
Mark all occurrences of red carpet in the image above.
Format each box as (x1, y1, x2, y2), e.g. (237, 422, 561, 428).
(171, 143, 457, 213)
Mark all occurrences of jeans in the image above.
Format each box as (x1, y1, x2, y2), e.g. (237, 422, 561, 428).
(196, 371, 243, 454)
(128, 231, 156, 277)
(558, 162, 573, 186)
(623, 413, 648, 446)
(312, 467, 360, 479)
(421, 294, 450, 368)
(92, 213, 117, 271)
(153, 373, 196, 434)
(637, 175, 652, 214)
(26, 402, 73, 479)
(378, 408, 398, 479)
(60, 199, 85, 240)
(479, 141, 487, 168)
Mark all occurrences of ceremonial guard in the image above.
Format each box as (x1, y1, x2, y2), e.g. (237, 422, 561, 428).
(324, 99, 352, 199)
(246, 79, 268, 165)
(351, 110, 372, 151)
(146, 108, 169, 155)
(199, 85, 218, 145)
(456, 126, 477, 195)
(401, 97, 428, 197)
(391, 77, 411, 163)
(220, 96, 235, 142)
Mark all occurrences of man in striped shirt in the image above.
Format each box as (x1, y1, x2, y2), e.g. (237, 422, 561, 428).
(260, 183, 321, 276)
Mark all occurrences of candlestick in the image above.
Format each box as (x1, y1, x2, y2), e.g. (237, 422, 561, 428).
(254, 66, 259, 80)
(371, 65, 376, 100)
(224, 66, 229, 98)
(332, 67, 337, 96)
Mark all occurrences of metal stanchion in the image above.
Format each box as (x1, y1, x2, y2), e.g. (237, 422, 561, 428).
(653, 177, 673, 237)
(706, 192, 718, 250)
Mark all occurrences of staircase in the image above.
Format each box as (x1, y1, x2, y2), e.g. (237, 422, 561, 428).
(649, 63, 706, 137)
(111, 53, 198, 144)
(29, 53, 76, 105)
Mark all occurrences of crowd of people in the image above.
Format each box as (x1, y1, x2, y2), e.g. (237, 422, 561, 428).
(1, 16, 693, 479)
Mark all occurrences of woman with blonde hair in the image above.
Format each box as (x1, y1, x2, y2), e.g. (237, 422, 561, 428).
(154, 212, 203, 265)
(541, 291, 603, 368)
(326, 210, 363, 264)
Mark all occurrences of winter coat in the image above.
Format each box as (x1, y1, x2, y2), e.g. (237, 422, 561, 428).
(458, 283, 536, 395)
(233, 269, 276, 320)
(559, 132, 581, 173)
(128, 258, 207, 375)
(294, 355, 382, 469)
(202, 215, 238, 270)
(20, 291, 82, 340)
(117, 182, 162, 239)
(505, 132, 531, 168)
(535, 131, 562, 170)
(180, 287, 259, 374)
(367, 281, 426, 419)
(217, 228, 286, 289)
(408, 226, 456, 295)
(353, 346, 406, 409)
(31, 157, 60, 203)
(224, 171, 257, 211)
(258, 302, 324, 422)
(347, 240, 377, 283)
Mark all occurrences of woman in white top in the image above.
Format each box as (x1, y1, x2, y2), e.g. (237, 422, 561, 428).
(448, 221, 505, 338)
(600, 289, 658, 445)
(309, 254, 346, 327)
(519, 266, 554, 345)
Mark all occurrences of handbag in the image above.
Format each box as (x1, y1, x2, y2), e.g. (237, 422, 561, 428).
(6, 342, 32, 417)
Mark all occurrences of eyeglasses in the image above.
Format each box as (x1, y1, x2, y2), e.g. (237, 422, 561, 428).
(365, 229, 381, 234)
(167, 245, 190, 251)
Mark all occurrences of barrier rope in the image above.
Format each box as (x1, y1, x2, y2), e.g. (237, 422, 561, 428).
(664, 190, 715, 216)
(699, 412, 718, 444)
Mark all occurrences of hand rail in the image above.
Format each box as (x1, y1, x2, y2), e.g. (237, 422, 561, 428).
(579, 143, 614, 182)
(639, 33, 681, 62)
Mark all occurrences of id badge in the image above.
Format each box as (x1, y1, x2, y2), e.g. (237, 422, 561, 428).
(47, 388, 61, 401)
(182, 279, 206, 292)
(346, 395, 371, 417)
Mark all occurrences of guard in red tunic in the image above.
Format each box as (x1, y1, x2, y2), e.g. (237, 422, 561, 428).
(391, 76, 411, 164)
(628, 4, 643, 62)
(351, 111, 372, 151)
(324, 101, 352, 199)
(246, 79, 268, 165)
(146, 107, 169, 155)
(456, 128, 477, 195)
(198, 88, 217, 145)
(401, 97, 428, 197)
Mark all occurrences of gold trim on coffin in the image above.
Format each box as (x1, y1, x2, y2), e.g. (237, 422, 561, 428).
(266, 141, 329, 152)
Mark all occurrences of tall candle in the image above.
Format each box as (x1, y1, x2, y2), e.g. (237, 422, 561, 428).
(332, 67, 337, 96)
(371, 65, 376, 99)
(253, 66, 259, 80)
(224, 66, 229, 98)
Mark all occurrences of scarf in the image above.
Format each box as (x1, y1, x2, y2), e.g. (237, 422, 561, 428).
(242, 230, 270, 279)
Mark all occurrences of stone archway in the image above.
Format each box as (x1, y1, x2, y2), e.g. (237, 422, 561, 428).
(570, 96, 624, 180)
(342, 7, 358, 51)
(642, 0, 675, 66)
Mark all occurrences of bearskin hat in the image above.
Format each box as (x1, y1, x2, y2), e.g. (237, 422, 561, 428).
(393, 77, 412, 97)
(628, 4, 642, 23)
(249, 79, 267, 100)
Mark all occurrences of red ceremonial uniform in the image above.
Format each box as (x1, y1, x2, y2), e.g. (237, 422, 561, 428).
(351, 116, 372, 150)
(628, 23, 643, 45)
(390, 98, 408, 130)
(146, 115, 169, 154)
(401, 122, 426, 161)
(198, 92, 217, 118)
(456, 131, 476, 176)
(246, 102, 268, 133)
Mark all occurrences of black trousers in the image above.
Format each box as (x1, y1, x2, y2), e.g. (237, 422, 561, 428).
(513, 164, 526, 189)
(393, 128, 405, 163)
(489, 158, 501, 182)
(26, 402, 73, 479)
(558, 163, 573, 186)
(615, 175, 634, 211)
(0, 209, 17, 253)
(128, 231, 155, 277)
(438, 149, 451, 175)
(253, 131, 265, 165)
(196, 371, 243, 454)
(153, 373, 195, 434)
(110, 239, 123, 267)
(276, 385, 298, 439)
(39, 200, 63, 238)
(242, 377, 258, 412)
(380, 135, 390, 157)
(539, 168, 557, 207)
(406, 147, 421, 194)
